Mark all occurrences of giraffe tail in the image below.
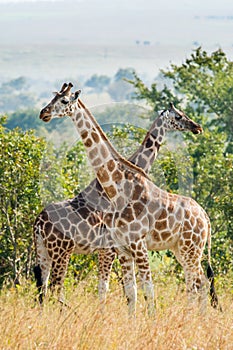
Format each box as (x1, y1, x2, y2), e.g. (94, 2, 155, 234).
(34, 265, 43, 304)
(33, 216, 44, 304)
(206, 219, 222, 311)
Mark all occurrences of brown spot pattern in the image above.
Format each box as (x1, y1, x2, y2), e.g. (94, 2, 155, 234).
(81, 130, 88, 139)
(91, 132, 100, 143)
(84, 138, 93, 147)
(133, 202, 144, 217)
(107, 159, 115, 172)
(97, 167, 109, 183)
(112, 170, 123, 182)
(154, 220, 167, 231)
(104, 185, 117, 198)
(121, 206, 134, 222)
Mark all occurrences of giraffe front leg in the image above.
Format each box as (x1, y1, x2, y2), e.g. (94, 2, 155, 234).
(98, 248, 116, 303)
(118, 252, 137, 316)
(135, 240, 155, 316)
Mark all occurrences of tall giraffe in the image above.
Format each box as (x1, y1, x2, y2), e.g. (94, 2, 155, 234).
(35, 91, 202, 305)
(37, 82, 219, 313)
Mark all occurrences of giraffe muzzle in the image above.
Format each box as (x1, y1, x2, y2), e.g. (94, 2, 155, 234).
(192, 126, 203, 134)
(39, 109, 52, 122)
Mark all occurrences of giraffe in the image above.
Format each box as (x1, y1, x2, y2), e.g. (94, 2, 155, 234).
(36, 82, 219, 313)
(35, 96, 203, 305)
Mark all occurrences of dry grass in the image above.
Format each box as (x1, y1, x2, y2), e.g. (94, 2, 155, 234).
(0, 277, 232, 350)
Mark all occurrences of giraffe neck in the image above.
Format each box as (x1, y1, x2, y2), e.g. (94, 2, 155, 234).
(71, 99, 148, 201)
(128, 115, 168, 173)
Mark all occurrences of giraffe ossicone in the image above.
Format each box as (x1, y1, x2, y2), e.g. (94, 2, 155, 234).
(34, 82, 219, 314)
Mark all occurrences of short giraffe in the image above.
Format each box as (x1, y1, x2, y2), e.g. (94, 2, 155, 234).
(36, 82, 218, 314)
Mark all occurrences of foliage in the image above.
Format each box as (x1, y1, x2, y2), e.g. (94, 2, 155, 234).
(127, 72, 179, 114)
(95, 103, 150, 128)
(0, 114, 96, 287)
(128, 47, 233, 274)
(5, 108, 41, 131)
(5, 108, 66, 134)
(186, 128, 233, 273)
(163, 48, 233, 137)
(0, 117, 46, 287)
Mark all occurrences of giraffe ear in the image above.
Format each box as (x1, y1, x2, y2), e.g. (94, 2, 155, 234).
(74, 89, 81, 100)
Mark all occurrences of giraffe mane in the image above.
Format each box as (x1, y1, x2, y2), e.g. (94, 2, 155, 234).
(77, 98, 151, 180)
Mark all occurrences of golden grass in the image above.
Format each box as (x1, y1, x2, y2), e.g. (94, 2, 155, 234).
(0, 277, 232, 350)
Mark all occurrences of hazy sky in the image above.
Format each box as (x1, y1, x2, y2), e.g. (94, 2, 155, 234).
(0, 0, 232, 80)
(0, 0, 232, 11)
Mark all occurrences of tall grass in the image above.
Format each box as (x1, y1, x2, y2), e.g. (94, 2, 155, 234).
(0, 275, 232, 350)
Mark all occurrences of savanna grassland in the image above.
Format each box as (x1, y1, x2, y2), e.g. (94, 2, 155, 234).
(0, 274, 232, 350)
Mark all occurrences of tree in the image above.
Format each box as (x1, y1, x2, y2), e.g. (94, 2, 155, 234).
(0, 117, 46, 286)
(107, 68, 137, 101)
(128, 47, 233, 274)
(5, 109, 41, 131)
(0, 77, 28, 92)
(0, 117, 93, 287)
(94, 103, 151, 128)
(114, 68, 136, 82)
(162, 47, 233, 152)
(5, 108, 67, 137)
(0, 77, 36, 113)
(85, 74, 110, 91)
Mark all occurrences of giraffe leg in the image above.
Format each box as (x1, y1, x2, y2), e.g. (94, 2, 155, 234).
(184, 266, 208, 313)
(135, 241, 155, 316)
(50, 252, 72, 304)
(173, 245, 208, 313)
(118, 252, 136, 316)
(98, 248, 116, 303)
(34, 235, 52, 304)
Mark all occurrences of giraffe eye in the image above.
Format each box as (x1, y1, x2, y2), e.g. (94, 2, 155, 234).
(175, 115, 182, 120)
(61, 99, 69, 105)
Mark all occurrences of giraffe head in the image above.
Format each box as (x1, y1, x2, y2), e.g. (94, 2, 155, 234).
(40, 82, 81, 122)
(161, 103, 203, 134)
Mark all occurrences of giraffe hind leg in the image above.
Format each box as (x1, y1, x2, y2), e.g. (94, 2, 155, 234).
(118, 252, 137, 316)
(135, 243, 155, 316)
(173, 245, 208, 313)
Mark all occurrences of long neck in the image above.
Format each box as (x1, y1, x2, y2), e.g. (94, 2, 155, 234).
(72, 99, 149, 200)
(128, 116, 167, 173)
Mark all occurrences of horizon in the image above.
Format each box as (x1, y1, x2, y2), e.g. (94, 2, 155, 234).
(0, 0, 232, 83)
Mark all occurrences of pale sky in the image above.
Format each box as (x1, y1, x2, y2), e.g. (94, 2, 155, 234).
(0, 0, 232, 11)
(0, 0, 232, 80)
